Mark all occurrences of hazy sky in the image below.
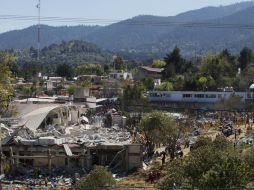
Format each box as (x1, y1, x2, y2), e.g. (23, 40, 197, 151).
(0, 0, 250, 33)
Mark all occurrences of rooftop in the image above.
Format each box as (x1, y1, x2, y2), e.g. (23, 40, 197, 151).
(140, 66, 164, 73)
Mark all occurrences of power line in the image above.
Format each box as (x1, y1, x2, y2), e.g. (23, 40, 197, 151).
(0, 14, 120, 24)
(1, 14, 254, 30)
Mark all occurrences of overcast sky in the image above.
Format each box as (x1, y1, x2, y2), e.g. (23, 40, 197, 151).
(0, 0, 250, 33)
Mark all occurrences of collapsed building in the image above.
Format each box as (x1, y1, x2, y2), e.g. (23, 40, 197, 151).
(0, 104, 142, 176)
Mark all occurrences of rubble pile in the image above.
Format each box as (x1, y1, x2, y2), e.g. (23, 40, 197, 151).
(11, 124, 131, 147)
(76, 126, 131, 146)
(0, 105, 143, 188)
(6, 107, 131, 147)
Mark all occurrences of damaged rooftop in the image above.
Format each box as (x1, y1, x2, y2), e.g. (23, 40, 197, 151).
(0, 102, 143, 180)
(1, 103, 132, 147)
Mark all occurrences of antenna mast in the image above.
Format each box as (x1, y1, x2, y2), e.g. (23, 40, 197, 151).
(37, 0, 41, 61)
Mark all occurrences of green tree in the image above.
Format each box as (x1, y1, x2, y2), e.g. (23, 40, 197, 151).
(201, 154, 249, 189)
(56, 63, 74, 79)
(140, 111, 180, 159)
(139, 111, 171, 144)
(0, 63, 13, 115)
(113, 56, 127, 71)
(103, 64, 110, 74)
(75, 64, 103, 76)
(244, 148, 254, 178)
(159, 136, 250, 190)
(156, 82, 173, 91)
(67, 84, 78, 95)
(163, 47, 182, 79)
(184, 146, 223, 189)
(79, 80, 92, 87)
(197, 76, 208, 91)
(152, 59, 166, 68)
(200, 53, 235, 88)
(21, 62, 40, 79)
(0, 52, 16, 65)
(212, 135, 232, 150)
(220, 49, 236, 64)
(191, 136, 212, 150)
(67, 80, 92, 95)
(238, 47, 253, 70)
(173, 75, 185, 90)
(16, 84, 30, 95)
(237, 64, 254, 90)
(121, 83, 146, 111)
(158, 159, 186, 190)
(74, 166, 116, 190)
(0, 52, 19, 77)
(140, 77, 154, 90)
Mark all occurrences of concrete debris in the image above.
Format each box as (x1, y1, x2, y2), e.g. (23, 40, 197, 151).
(0, 104, 143, 183)
(2, 105, 131, 147)
(11, 122, 131, 146)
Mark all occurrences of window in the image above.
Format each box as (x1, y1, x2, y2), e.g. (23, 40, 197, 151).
(205, 94, 216, 98)
(150, 92, 171, 98)
(194, 94, 204, 98)
(183, 94, 192, 98)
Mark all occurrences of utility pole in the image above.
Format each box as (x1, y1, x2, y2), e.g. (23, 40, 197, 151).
(37, 0, 41, 61)
(0, 126, 3, 190)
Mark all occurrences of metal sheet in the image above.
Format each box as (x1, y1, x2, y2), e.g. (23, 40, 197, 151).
(63, 144, 73, 156)
(20, 105, 61, 131)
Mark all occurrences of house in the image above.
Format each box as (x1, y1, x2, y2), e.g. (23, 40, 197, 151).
(44, 77, 65, 91)
(135, 66, 164, 80)
(77, 75, 107, 84)
(73, 87, 91, 102)
(109, 72, 133, 80)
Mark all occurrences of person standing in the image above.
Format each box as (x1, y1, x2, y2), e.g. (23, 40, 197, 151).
(172, 182, 176, 190)
(161, 151, 166, 165)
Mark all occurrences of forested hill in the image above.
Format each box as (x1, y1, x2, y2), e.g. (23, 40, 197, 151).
(86, 1, 254, 52)
(127, 5, 254, 59)
(0, 25, 101, 50)
(1, 1, 254, 59)
(15, 40, 113, 65)
(174, 1, 254, 22)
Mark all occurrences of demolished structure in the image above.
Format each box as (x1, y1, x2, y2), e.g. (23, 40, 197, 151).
(0, 104, 142, 177)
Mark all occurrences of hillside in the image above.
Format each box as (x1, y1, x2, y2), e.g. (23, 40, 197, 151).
(86, 1, 254, 52)
(1, 1, 254, 59)
(15, 40, 113, 65)
(0, 25, 101, 50)
(174, 1, 254, 21)
(153, 5, 254, 57)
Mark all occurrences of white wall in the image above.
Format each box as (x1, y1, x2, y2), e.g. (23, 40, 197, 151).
(149, 91, 246, 103)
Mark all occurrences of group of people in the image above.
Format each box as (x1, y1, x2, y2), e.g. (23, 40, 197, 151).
(199, 111, 254, 128)
(148, 170, 161, 184)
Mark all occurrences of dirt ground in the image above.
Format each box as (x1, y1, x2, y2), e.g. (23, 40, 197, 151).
(117, 122, 253, 190)
(117, 169, 157, 190)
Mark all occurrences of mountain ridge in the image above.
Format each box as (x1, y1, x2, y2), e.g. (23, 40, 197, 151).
(1, 1, 254, 59)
